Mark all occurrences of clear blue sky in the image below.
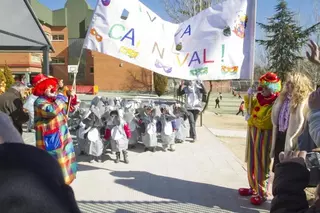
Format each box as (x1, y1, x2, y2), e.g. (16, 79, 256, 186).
(38, 0, 317, 40)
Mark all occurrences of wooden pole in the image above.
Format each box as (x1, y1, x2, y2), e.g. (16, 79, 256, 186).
(66, 47, 84, 117)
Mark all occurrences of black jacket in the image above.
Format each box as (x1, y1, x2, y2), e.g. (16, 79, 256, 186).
(0, 88, 29, 134)
(271, 162, 320, 213)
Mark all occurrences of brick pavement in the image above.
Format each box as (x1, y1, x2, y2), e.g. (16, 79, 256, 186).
(22, 127, 269, 213)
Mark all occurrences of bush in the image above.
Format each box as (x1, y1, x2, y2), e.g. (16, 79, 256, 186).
(153, 72, 168, 97)
(0, 69, 6, 94)
(3, 63, 14, 90)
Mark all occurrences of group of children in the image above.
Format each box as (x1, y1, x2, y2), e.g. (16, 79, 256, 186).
(74, 96, 190, 164)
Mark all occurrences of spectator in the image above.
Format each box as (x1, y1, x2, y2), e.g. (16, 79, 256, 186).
(177, 80, 206, 142)
(270, 72, 313, 172)
(236, 101, 244, 116)
(32, 74, 77, 185)
(215, 97, 220, 108)
(0, 112, 81, 213)
(270, 151, 320, 213)
(0, 82, 29, 134)
(219, 92, 222, 100)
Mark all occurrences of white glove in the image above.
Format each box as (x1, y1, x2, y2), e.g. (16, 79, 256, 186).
(245, 113, 251, 121)
(247, 88, 254, 95)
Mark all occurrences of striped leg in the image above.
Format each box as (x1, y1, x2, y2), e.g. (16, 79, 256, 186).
(253, 129, 272, 197)
(247, 126, 258, 194)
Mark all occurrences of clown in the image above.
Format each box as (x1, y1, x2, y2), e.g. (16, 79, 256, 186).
(238, 72, 281, 205)
(33, 74, 77, 185)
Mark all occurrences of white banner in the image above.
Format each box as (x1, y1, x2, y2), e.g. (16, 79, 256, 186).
(83, 0, 256, 80)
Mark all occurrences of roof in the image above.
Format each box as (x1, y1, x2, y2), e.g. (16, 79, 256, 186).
(0, 0, 54, 52)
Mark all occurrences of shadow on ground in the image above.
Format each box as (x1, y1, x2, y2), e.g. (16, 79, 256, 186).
(101, 170, 269, 213)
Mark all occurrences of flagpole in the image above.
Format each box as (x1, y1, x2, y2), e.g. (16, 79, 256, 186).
(245, 0, 257, 162)
(67, 46, 84, 117)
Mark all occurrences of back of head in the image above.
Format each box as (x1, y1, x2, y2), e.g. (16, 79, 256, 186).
(11, 82, 27, 93)
(0, 143, 80, 213)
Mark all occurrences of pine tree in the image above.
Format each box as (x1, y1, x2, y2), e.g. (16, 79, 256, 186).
(257, 0, 320, 80)
(3, 63, 14, 90)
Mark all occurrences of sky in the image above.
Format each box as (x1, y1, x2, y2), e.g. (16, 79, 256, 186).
(38, 0, 318, 63)
(38, 0, 318, 38)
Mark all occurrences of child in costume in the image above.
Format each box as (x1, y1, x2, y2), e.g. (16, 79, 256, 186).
(124, 101, 140, 149)
(173, 103, 189, 143)
(78, 98, 105, 163)
(140, 105, 158, 152)
(238, 72, 281, 205)
(159, 105, 177, 152)
(104, 109, 131, 164)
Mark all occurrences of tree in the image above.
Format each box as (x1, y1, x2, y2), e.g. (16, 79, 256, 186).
(163, 0, 211, 23)
(153, 72, 168, 96)
(3, 63, 14, 90)
(0, 69, 6, 94)
(257, 0, 320, 80)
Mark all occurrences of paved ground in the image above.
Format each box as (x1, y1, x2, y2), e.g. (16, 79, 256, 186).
(22, 126, 269, 213)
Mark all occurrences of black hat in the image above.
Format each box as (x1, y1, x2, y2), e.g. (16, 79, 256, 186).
(0, 143, 81, 213)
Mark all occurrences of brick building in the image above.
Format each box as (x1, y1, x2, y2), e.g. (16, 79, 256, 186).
(0, 0, 152, 92)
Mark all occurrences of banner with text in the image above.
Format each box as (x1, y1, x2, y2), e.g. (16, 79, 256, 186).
(83, 0, 256, 80)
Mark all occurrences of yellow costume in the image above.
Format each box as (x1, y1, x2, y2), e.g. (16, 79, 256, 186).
(239, 72, 281, 206)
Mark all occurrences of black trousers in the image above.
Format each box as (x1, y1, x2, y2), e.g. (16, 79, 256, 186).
(236, 109, 244, 116)
(272, 131, 287, 172)
(215, 103, 220, 108)
(187, 109, 200, 139)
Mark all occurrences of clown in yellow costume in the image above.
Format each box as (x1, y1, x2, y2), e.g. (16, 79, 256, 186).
(238, 72, 281, 206)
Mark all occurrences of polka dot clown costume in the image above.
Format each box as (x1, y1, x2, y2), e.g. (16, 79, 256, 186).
(239, 72, 281, 205)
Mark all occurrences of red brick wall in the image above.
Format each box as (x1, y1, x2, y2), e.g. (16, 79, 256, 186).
(49, 26, 69, 83)
(92, 51, 152, 91)
(203, 80, 231, 93)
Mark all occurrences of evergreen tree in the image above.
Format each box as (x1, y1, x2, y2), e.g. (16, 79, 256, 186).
(257, 0, 320, 80)
(154, 72, 168, 97)
(3, 63, 15, 90)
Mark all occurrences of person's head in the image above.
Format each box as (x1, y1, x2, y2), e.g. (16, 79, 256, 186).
(10, 82, 28, 98)
(58, 79, 64, 88)
(32, 74, 58, 97)
(309, 88, 320, 110)
(258, 72, 281, 97)
(280, 72, 313, 111)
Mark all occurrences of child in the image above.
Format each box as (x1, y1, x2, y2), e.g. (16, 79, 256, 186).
(124, 101, 140, 149)
(173, 103, 189, 143)
(236, 101, 245, 116)
(160, 105, 176, 152)
(77, 100, 105, 163)
(140, 105, 158, 152)
(215, 97, 220, 108)
(104, 109, 131, 164)
(219, 92, 222, 100)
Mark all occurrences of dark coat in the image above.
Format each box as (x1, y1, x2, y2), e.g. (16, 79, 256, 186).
(271, 162, 320, 213)
(0, 88, 29, 134)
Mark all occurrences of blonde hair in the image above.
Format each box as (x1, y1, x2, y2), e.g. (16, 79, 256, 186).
(279, 72, 313, 112)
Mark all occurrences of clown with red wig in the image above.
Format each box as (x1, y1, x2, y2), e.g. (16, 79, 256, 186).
(32, 74, 77, 185)
(238, 72, 281, 205)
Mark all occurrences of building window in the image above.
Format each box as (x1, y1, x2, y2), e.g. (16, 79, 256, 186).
(51, 57, 65, 64)
(52, 34, 64, 41)
(90, 67, 94, 74)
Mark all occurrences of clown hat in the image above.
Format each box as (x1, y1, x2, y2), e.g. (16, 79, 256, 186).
(258, 72, 282, 93)
(32, 74, 58, 96)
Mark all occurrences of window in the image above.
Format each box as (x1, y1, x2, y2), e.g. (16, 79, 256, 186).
(51, 57, 65, 64)
(52, 34, 64, 41)
(90, 67, 94, 74)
